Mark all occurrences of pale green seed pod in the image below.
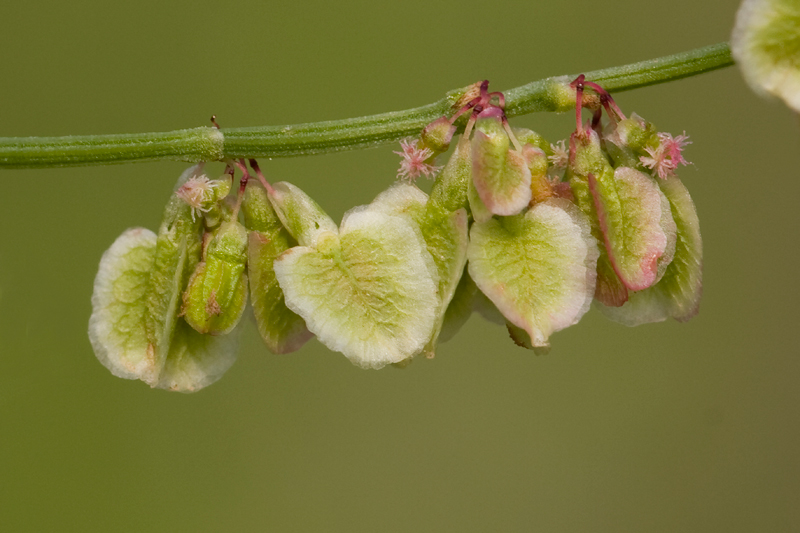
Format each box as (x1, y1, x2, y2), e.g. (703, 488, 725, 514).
(182, 220, 249, 336)
(598, 176, 702, 325)
(143, 165, 205, 383)
(467, 198, 599, 350)
(567, 130, 674, 303)
(732, 0, 800, 112)
(273, 183, 438, 369)
(267, 181, 338, 246)
(89, 165, 241, 392)
(241, 183, 312, 354)
(362, 180, 468, 359)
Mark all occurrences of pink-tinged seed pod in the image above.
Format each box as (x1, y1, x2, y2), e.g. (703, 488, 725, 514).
(470, 107, 532, 217)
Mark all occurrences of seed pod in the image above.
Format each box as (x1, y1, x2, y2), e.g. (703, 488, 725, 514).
(89, 165, 240, 392)
(182, 220, 249, 336)
(273, 183, 438, 369)
(467, 198, 599, 350)
(568, 130, 673, 296)
(471, 108, 532, 216)
(241, 182, 312, 354)
(732, 0, 800, 112)
(267, 181, 338, 246)
(364, 180, 468, 358)
(587, 167, 671, 291)
(599, 176, 702, 325)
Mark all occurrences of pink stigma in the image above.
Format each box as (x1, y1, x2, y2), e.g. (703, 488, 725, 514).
(639, 132, 691, 179)
(394, 139, 441, 181)
(175, 175, 215, 219)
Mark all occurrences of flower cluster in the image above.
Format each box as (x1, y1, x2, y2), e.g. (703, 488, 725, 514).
(89, 76, 702, 392)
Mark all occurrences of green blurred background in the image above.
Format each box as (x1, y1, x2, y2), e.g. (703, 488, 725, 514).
(1, 0, 798, 531)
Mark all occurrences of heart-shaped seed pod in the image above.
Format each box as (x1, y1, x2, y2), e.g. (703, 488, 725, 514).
(467, 198, 599, 350)
(273, 185, 438, 369)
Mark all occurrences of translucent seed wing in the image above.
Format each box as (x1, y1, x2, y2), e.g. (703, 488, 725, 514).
(732, 0, 800, 112)
(248, 231, 313, 353)
(420, 208, 469, 357)
(468, 173, 494, 224)
(468, 199, 598, 348)
(437, 267, 478, 344)
(155, 319, 241, 393)
(361, 180, 429, 222)
(356, 181, 439, 287)
(655, 187, 678, 284)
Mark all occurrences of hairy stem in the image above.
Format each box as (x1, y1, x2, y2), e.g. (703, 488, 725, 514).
(0, 43, 733, 169)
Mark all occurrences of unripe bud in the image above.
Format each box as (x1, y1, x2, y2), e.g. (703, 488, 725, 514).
(420, 116, 457, 154)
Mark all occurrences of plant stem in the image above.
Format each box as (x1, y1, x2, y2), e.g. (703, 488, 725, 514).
(0, 42, 733, 169)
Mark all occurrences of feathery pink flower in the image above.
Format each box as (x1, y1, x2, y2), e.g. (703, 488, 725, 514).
(639, 132, 691, 179)
(394, 139, 441, 181)
(175, 175, 216, 219)
(548, 140, 569, 170)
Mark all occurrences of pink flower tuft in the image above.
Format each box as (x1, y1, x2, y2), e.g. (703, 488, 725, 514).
(639, 132, 691, 179)
(394, 139, 441, 181)
(548, 140, 569, 170)
(175, 175, 215, 219)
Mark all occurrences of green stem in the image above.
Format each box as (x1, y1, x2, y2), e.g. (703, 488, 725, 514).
(0, 42, 733, 169)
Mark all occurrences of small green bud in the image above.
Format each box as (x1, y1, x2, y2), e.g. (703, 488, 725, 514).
(420, 116, 457, 153)
(182, 221, 249, 336)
